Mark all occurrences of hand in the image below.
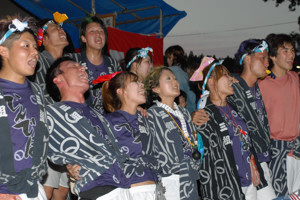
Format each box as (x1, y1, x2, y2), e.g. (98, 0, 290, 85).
(191, 109, 209, 126)
(137, 106, 148, 117)
(67, 164, 82, 181)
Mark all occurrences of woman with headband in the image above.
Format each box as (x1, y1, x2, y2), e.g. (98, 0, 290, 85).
(0, 17, 49, 199)
(125, 47, 153, 82)
(143, 67, 201, 200)
(195, 60, 267, 200)
(102, 71, 164, 199)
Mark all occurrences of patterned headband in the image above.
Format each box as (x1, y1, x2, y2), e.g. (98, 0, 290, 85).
(0, 19, 28, 45)
(202, 60, 224, 92)
(125, 47, 153, 69)
(239, 40, 269, 65)
(197, 60, 224, 109)
(36, 12, 68, 46)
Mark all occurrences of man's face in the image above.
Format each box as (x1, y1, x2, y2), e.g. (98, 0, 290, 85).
(57, 61, 89, 92)
(81, 22, 106, 51)
(270, 42, 295, 72)
(44, 23, 69, 48)
(249, 50, 269, 78)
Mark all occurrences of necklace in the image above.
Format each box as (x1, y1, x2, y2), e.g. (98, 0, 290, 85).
(156, 101, 189, 139)
(156, 102, 201, 160)
(217, 103, 250, 151)
(217, 103, 246, 136)
(164, 109, 193, 147)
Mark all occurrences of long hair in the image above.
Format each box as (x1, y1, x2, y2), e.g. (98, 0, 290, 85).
(102, 71, 138, 113)
(198, 63, 230, 92)
(165, 45, 188, 72)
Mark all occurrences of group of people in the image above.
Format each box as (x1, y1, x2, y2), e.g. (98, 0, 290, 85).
(0, 12, 299, 200)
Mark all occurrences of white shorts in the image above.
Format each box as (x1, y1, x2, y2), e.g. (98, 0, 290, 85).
(129, 184, 156, 200)
(256, 162, 277, 200)
(43, 164, 69, 188)
(287, 155, 300, 194)
(161, 174, 180, 200)
(95, 188, 132, 200)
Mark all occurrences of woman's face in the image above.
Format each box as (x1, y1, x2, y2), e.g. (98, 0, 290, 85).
(153, 69, 180, 100)
(166, 54, 174, 67)
(214, 70, 234, 98)
(1, 32, 38, 82)
(120, 77, 146, 106)
(131, 55, 152, 81)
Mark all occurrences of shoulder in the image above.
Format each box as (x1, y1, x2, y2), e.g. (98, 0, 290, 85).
(29, 81, 41, 89)
(147, 105, 163, 118)
(288, 71, 299, 81)
(46, 102, 64, 111)
(104, 111, 122, 123)
(147, 105, 163, 113)
(103, 55, 117, 64)
(178, 106, 191, 118)
(258, 75, 272, 86)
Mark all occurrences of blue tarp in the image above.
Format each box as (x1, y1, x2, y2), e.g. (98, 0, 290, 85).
(13, 0, 186, 49)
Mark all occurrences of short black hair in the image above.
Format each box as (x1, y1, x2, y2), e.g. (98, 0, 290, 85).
(46, 56, 75, 102)
(265, 33, 294, 57)
(80, 16, 108, 49)
(234, 39, 267, 68)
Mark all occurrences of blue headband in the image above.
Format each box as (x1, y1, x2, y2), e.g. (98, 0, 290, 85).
(239, 40, 269, 65)
(197, 60, 224, 109)
(126, 47, 153, 69)
(0, 19, 28, 45)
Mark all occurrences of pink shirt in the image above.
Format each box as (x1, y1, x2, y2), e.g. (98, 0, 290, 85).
(258, 71, 300, 141)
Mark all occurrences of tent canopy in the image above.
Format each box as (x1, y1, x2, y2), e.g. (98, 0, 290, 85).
(14, 0, 186, 49)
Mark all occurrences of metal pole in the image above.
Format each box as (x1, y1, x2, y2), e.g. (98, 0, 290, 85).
(160, 9, 163, 38)
(91, 0, 96, 15)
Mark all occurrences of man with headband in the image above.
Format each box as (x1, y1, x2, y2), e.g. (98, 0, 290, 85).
(33, 13, 71, 200)
(259, 34, 300, 198)
(33, 12, 70, 105)
(229, 39, 276, 199)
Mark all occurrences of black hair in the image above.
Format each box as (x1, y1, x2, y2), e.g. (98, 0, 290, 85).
(265, 33, 294, 57)
(79, 16, 108, 51)
(125, 47, 153, 71)
(46, 56, 75, 102)
(234, 39, 267, 68)
(0, 16, 37, 70)
(165, 45, 188, 72)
